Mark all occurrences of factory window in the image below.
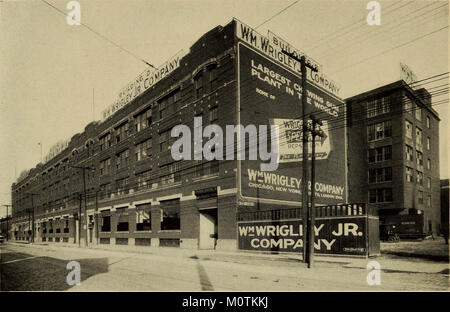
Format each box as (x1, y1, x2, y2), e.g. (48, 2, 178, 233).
(99, 158, 111, 175)
(160, 199, 180, 231)
(99, 183, 111, 199)
(405, 120, 413, 138)
(63, 217, 69, 233)
(115, 122, 129, 143)
(116, 177, 129, 195)
(116, 149, 129, 170)
(101, 211, 111, 232)
(416, 171, 423, 186)
(135, 139, 152, 161)
(116, 207, 129, 232)
(404, 97, 412, 114)
(368, 145, 391, 163)
(159, 129, 176, 152)
(195, 72, 204, 99)
(42, 222, 47, 234)
(427, 177, 431, 189)
(195, 160, 219, 178)
(368, 188, 392, 203)
(405, 145, 414, 161)
(415, 127, 423, 146)
(209, 106, 218, 123)
(101, 133, 114, 153)
(415, 105, 422, 121)
(418, 191, 424, 204)
(406, 167, 414, 182)
(367, 97, 390, 118)
(427, 195, 431, 207)
(136, 203, 151, 231)
(135, 108, 152, 132)
(368, 167, 392, 184)
(136, 170, 152, 189)
(209, 65, 219, 91)
(426, 137, 430, 150)
(160, 163, 181, 186)
(416, 150, 423, 167)
(426, 116, 430, 128)
(158, 90, 180, 120)
(427, 159, 431, 170)
(367, 120, 391, 141)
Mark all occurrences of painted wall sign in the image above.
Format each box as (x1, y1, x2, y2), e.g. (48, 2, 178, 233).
(102, 50, 186, 120)
(235, 19, 341, 97)
(237, 218, 367, 255)
(237, 42, 346, 205)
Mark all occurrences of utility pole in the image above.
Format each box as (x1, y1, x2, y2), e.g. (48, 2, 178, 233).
(281, 50, 318, 267)
(95, 190, 99, 245)
(26, 193, 39, 243)
(308, 114, 324, 268)
(77, 194, 82, 247)
(3, 204, 11, 241)
(72, 165, 94, 247)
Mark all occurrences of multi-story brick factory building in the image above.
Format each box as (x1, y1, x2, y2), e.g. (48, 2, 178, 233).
(10, 19, 384, 255)
(346, 81, 441, 236)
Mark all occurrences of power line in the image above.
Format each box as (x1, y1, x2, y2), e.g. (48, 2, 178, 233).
(330, 25, 449, 74)
(306, 0, 415, 51)
(255, 0, 301, 29)
(40, 0, 156, 69)
(317, 2, 448, 61)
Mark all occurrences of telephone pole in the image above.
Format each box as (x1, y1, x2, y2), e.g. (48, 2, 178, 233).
(307, 114, 324, 268)
(72, 165, 95, 247)
(282, 50, 318, 267)
(3, 204, 11, 241)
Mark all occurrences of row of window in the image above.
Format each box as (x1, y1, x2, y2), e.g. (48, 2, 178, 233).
(404, 97, 432, 128)
(405, 145, 431, 169)
(100, 200, 180, 232)
(369, 188, 433, 204)
(97, 160, 219, 199)
(405, 120, 431, 148)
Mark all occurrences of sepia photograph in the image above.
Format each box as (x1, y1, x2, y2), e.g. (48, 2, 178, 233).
(0, 0, 448, 298)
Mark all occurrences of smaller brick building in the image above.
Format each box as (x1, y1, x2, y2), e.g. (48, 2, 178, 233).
(346, 81, 441, 235)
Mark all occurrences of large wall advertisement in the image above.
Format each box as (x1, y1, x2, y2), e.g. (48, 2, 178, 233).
(236, 21, 347, 206)
(237, 218, 367, 255)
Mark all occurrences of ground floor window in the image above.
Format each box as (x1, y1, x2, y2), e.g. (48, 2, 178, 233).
(160, 199, 180, 230)
(101, 211, 111, 232)
(136, 203, 151, 231)
(116, 207, 129, 232)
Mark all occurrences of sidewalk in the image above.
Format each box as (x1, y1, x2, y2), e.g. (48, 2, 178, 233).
(381, 238, 449, 262)
(4, 240, 448, 275)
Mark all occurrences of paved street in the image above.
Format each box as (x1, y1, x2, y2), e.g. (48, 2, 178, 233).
(1, 242, 448, 291)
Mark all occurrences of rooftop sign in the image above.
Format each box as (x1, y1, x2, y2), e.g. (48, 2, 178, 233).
(102, 50, 187, 120)
(235, 19, 341, 97)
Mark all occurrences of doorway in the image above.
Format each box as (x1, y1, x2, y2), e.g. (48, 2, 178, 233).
(199, 209, 217, 250)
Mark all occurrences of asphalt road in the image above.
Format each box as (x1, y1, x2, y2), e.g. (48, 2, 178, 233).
(1, 243, 448, 291)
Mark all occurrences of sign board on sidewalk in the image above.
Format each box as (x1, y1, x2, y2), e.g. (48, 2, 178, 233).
(237, 218, 367, 255)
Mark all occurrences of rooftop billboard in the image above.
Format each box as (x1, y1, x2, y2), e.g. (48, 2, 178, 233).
(236, 22, 347, 206)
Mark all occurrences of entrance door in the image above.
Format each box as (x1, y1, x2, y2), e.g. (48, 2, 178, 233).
(199, 210, 217, 249)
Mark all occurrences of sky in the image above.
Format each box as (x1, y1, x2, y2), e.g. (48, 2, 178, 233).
(0, 0, 448, 218)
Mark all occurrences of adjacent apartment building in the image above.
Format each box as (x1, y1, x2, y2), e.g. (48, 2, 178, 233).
(346, 81, 441, 235)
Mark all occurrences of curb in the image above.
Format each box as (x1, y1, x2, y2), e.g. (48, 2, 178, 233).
(382, 250, 449, 262)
